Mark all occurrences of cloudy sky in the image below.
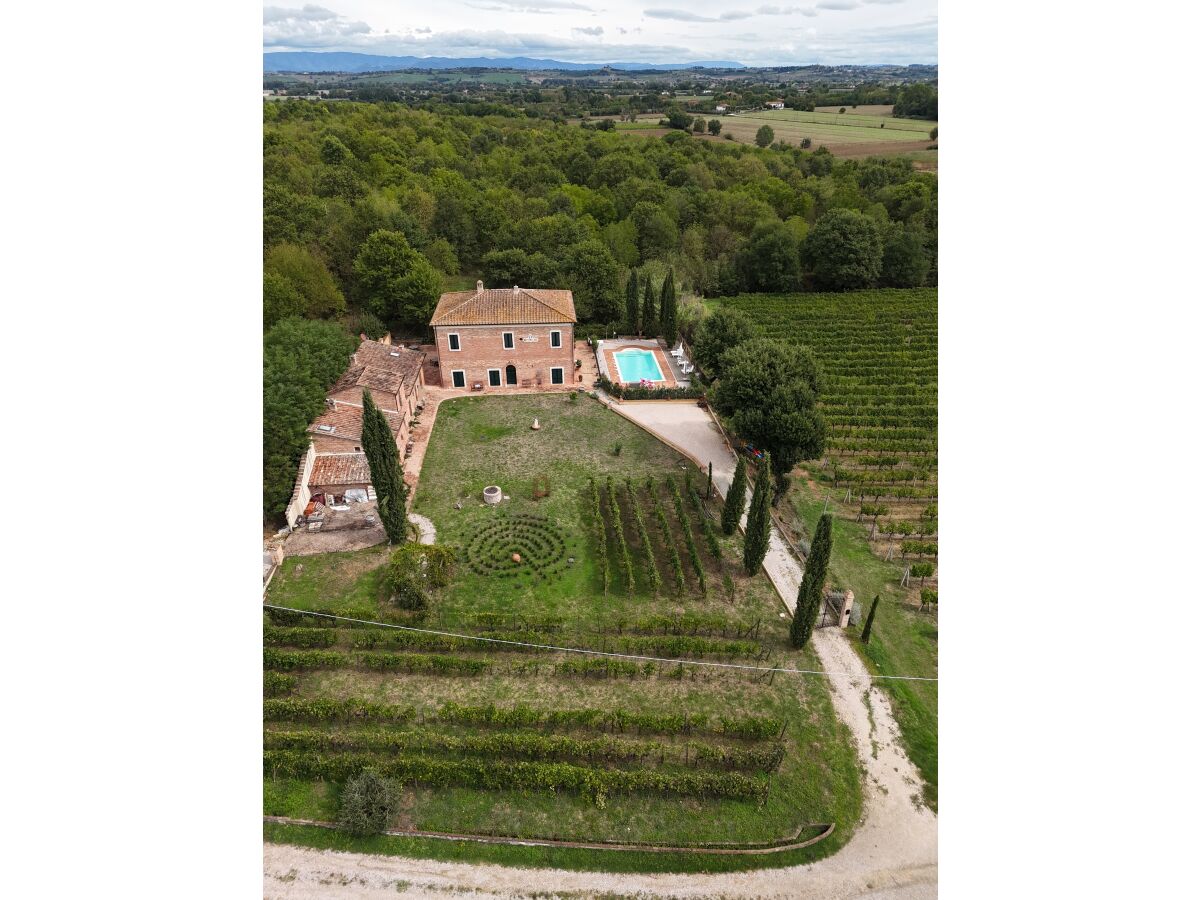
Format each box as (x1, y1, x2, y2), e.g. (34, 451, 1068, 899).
(263, 2, 937, 66)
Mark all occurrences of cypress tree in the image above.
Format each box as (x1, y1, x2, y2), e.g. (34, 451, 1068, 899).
(625, 269, 640, 335)
(361, 390, 409, 544)
(721, 457, 747, 535)
(742, 452, 773, 576)
(706, 462, 713, 500)
(642, 277, 657, 337)
(861, 594, 880, 644)
(660, 267, 678, 346)
(790, 513, 834, 648)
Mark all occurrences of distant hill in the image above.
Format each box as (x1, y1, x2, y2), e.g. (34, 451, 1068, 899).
(263, 52, 746, 73)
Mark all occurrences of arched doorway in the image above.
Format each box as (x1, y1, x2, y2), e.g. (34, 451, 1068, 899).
(505, 364, 517, 386)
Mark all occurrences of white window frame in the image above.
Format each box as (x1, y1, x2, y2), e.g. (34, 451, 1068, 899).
(447, 332, 461, 351)
(502, 331, 515, 350)
(550, 330, 562, 349)
(550, 367, 564, 385)
(487, 368, 502, 387)
(451, 369, 466, 388)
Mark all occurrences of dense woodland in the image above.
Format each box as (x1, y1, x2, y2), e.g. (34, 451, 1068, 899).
(263, 99, 937, 522)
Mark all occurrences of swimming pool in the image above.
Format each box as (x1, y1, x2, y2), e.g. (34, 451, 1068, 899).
(613, 348, 665, 383)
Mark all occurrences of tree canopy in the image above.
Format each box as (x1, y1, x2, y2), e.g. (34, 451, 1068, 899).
(352, 229, 442, 327)
(802, 209, 884, 291)
(691, 306, 755, 379)
(712, 338, 826, 481)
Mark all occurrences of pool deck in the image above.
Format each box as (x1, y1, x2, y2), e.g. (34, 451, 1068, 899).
(595, 339, 681, 388)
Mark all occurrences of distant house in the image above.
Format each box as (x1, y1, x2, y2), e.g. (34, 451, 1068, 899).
(285, 338, 425, 527)
(429, 281, 577, 391)
(714, 104, 728, 113)
(766, 99, 786, 110)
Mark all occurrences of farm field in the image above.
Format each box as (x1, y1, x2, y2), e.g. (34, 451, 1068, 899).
(581, 112, 935, 160)
(713, 289, 938, 805)
(727, 109, 935, 143)
(264, 394, 862, 871)
(814, 104, 896, 116)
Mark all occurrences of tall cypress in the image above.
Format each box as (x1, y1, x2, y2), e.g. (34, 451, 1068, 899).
(721, 457, 748, 535)
(791, 513, 834, 648)
(706, 462, 713, 500)
(642, 277, 657, 337)
(361, 390, 409, 544)
(660, 267, 678, 346)
(861, 595, 880, 644)
(742, 452, 773, 576)
(625, 269, 640, 336)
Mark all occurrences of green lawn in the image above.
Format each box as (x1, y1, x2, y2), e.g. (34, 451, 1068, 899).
(786, 477, 938, 809)
(264, 394, 863, 869)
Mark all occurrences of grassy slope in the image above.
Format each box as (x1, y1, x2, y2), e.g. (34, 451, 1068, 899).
(787, 477, 938, 808)
(264, 394, 863, 870)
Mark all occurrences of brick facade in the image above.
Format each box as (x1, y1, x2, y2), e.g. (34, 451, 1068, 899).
(432, 323, 577, 390)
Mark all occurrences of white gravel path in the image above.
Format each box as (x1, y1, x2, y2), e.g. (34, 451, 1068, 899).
(407, 513, 436, 545)
(264, 401, 936, 899)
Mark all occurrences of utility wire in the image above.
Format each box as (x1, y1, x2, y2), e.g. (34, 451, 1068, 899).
(262, 604, 938, 683)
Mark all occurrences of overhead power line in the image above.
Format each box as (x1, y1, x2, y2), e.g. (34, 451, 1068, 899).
(262, 604, 937, 683)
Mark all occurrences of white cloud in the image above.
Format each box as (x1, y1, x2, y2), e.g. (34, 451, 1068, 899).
(262, 6, 371, 47)
(262, 2, 937, 65)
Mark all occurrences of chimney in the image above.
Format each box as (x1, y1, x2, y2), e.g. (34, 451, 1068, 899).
(513, 285, 520, 295)
(475, 279, 484, 293)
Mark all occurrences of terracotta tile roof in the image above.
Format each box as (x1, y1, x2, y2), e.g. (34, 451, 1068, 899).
(309, 453, 373, 487)
(430, 285, 577, 327)
(329, 342, 424, 396)
(308, 404, 403, 443)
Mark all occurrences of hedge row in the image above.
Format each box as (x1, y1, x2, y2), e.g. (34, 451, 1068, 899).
(349, 628, 758, 660)
(623, 477, 662, 595)
(688, 482, 724, 561)
(263, 698, 417, 724)
(589, 478, 609, 595)
(646, 478, 686, 595)
(263, 729, 785, 773)
(605, 476, 636, 595)
(598, 375, 705, 401)
(469, 612, 565, 633)
(263, 672, 297, 697)
(438, 702, 783, 740)
(668, 476, 708, 594)
(262, 750, 767, 803)
(262, 648, 487, 675)
(263, 626, 337, 648)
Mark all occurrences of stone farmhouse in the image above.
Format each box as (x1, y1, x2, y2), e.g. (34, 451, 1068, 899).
(285, 337, 425, 527)
(428, 281, 578, 390)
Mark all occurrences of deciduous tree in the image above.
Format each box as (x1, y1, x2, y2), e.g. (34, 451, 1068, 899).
(755, 124, 775, 148)
(712, 339, 826, 489)
(265, 243, 346, 319)
(352, 229, 441, 327)
(802, 209, 883, 291)
(692, 306, 755, 378)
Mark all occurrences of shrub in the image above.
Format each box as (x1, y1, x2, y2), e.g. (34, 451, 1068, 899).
(263, 672, 297, 697)
(337, 769, 401, 836)
(263, 626, 337, 648)
(387, 543, 458, 610)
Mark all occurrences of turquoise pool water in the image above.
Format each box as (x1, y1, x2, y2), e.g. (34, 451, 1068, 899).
(613, 348, 665, 383)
